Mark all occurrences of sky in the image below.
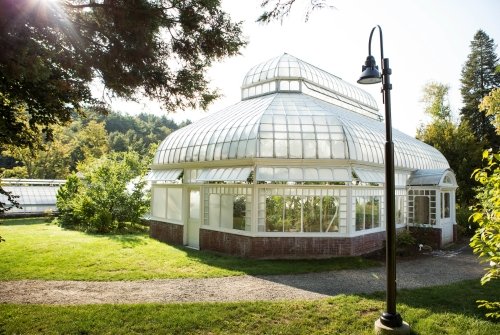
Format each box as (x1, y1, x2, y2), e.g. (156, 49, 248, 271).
(113, 0, 500, 137)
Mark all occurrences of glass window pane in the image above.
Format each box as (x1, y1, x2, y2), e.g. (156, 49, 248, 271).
(209, 194, 221, 226)
(303, 196, 321, 232)
(266, 196, 284, 232)
(414, 196, 430, 225)
(322, 196, 339, 232)
(356, 197, 365, 231)
(167, 188, 182, 221)
(233, 195, 246, 230)
(189, 190, 200, 220)
(284, 196, 301, 232)
(442, 192, 450, 218)
(152, 187, 166, 218)
(221, 195, 233, 229)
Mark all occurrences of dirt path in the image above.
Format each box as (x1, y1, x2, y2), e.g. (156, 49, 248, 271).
(0, 246, 484, 305)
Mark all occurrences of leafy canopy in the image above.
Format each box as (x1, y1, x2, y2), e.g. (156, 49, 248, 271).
(0, 0, 245, 150)
(0, 0, 245, 213)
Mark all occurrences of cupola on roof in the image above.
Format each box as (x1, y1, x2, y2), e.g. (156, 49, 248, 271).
(241, 53, 380, 120)
(153, 54, 450, 172)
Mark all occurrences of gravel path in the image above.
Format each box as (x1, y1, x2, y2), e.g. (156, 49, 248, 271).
(0, 246, 484, 305)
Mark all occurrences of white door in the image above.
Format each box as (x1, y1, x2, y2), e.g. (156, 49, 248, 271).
(440, 191, 453, 245)
(441, 221, 453, 245)
(187, 189, 201, 249)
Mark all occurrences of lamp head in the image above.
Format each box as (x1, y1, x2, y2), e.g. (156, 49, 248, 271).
(357, 55, 381, 84)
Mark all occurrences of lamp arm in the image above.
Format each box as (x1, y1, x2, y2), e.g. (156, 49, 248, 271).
(368, 25, 384, 64)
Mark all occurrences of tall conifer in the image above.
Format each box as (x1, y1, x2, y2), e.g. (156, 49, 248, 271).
(460, 30, 500, 150)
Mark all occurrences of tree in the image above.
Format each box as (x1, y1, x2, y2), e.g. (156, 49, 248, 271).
(1, 0, 245, 139)
(417, 82, 481, 206)
(56, 151, 150, 233)
(420, 82, 452, 120)
(470, 150, 500, 319)
(1, 120, 108, 179)
(480, 88, 500, 134)
(0, 0, 245, 212)
(258, 0, 334, 22)
(69, 120, 109, 171)
(1, 125, 72, 179)
(460, 30, 500, 150)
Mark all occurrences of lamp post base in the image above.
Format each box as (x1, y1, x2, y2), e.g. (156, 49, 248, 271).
(374, 319, 410, 335)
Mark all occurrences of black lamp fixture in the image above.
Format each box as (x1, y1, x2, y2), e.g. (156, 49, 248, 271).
(357, 26, 410, 333)
(358, 55, 381, 84)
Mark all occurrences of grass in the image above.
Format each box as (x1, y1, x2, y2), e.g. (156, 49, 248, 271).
(0, 218, 378, 281)
(1, 218, 498, 334)
(0, 280, 498, 334)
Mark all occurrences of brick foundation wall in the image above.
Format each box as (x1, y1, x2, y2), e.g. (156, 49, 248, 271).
(149, 220, 184, 245)
(200, 229, 386, 259)
(408, 226, 442, 249)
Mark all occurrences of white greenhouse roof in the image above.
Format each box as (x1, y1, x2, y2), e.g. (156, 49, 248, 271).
(407, 169, 457, 187)
(0, 179, 65, 213)
(154, 93, 449, 170)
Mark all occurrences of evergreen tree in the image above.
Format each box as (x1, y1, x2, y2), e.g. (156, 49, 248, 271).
(460, 30, 500, 150)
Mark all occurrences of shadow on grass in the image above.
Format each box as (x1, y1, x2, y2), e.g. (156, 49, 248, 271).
(105, 234, 148, 248)
(171, 244, 381, 276)
(362, 279, 500, 330)
(0, 217, 48, 226)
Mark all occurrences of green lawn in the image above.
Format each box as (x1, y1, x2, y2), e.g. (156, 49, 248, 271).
(1, 219, 499, 334)
(0, 280, 498, 334)
(0, 218, 378, 280)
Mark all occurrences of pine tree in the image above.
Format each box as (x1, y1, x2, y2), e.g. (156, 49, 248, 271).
(460, 30, 500, 150)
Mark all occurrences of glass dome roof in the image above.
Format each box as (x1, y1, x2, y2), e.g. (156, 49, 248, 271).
(241, 54, 381, 120)
(153, 92, 449, 170)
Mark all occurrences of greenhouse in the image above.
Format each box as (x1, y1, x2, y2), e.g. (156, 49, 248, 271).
(0, 179, 65, 216)
(147, 53, 458, 258)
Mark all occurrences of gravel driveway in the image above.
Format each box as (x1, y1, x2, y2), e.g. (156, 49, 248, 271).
(0, 245, 485, 305)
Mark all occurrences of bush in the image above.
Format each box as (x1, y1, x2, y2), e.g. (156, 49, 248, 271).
(456, 205, 476, 237)
(56, 152, 150, 234)
(470, 149, 500, 319)
(56, 174, 82, 229)
(396, 229, 417, 256)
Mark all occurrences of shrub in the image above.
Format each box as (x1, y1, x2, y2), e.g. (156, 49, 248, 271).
(396, 229, 417, 256)
(56, 152, 150, 234)
(56, 174, 82, 229)
(456, 205, 476, 237)
(470, 149, 500, 319)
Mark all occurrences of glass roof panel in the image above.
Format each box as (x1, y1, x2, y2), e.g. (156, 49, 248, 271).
(407, 168, 457, 187)
(0, 179, 65, 213)
(154, 95, 276, 165)
(256, 167, 352, 182)
(146, 169, 183, 182)
(353, 167, 385, 183)
(197, 167, 252, 182)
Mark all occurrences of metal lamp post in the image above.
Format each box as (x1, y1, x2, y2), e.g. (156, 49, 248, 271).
(357, 25, 409, 333)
